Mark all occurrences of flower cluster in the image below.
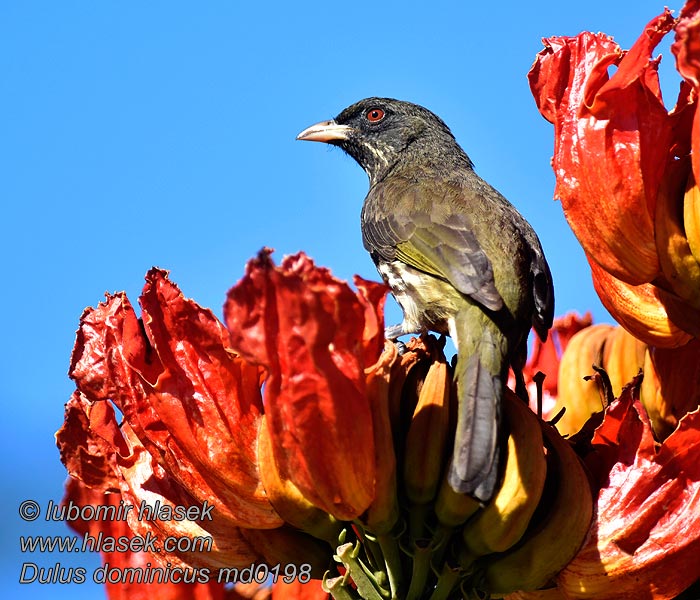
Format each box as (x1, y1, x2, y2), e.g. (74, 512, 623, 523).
(56, 3, 700, 599)
(529, 1, 700, 348)
(57, 251, 391, 599)
(522, 2, 700, 597)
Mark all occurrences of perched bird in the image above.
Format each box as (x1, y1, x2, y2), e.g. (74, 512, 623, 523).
(297, 98, 554, 502)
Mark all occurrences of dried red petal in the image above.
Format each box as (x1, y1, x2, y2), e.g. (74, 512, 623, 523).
(224, 250, 376, 521)
(68, 271, 281, 529)
(56, 392, 122, 492)
(59, 392, 266, 572)
(558, 383, 700, 598)
(529, 13, 677, 284)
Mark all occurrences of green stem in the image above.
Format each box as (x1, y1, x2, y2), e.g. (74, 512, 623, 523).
(376, 532, 403, 599)
(408, 503, 430, 541)
(406, 540, 432, 600)
(428, 562, 461, 600)
(335, 542, 388, 600)
(428, 523, 453, 567)
(357, 528, 385, 575)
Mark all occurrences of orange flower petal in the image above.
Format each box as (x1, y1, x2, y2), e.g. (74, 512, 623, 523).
(68, 272, 281, 529)
(529, 13, 679, 284)
(672, 0, 700, 185)
(353, 275, 389, 367)
(559, 384, 700, 599)
(640, 338, 700, 440)
(362, 341, 400, 534)
(56, 391, 123, 493)
(588, 257, 698, 347)
(553, 323, 615, 436)
(224, 250, 376, 521)
(58, 393, 266, 573)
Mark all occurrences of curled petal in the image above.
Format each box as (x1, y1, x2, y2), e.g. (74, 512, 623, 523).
(672, 0, 700, 184)
(354, 275, 389, 366)
(674, 0, 700, 89)
(654, 159, 700, 308)
(559, 385, 700, 599)
(68, 272, 280, 529)
(529, 13, 677, 284)
(56, 392, 122, 492)
(119, 440, 263, 572)
(224, 250, 376, 520)
(58, 392, 265, 572)
(362, 341, 400, 534)
(137, 269, 278, 527)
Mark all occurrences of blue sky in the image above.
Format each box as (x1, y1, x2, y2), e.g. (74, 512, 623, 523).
(1, 1, 684, 597)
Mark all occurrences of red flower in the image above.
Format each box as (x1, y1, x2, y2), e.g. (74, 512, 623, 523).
(57, 251, 391, 598)
(62, 478, 227, 600)
(529, 2, 700, 347)
(223, 250, 379, 520)
(558, 382, 700, 599)
(526, 3, 700, 597)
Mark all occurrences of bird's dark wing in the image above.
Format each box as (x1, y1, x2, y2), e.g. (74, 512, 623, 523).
(529, 243, 554, 341)
(362, 182, 504, 312)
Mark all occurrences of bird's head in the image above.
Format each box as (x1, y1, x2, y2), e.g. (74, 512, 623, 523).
(297, 97, 471, 184)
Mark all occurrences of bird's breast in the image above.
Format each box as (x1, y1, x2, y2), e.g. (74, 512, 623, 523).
(376, 259, 457, 335)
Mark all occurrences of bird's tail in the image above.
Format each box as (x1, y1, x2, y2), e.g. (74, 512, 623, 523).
(447, 309, 507, 502)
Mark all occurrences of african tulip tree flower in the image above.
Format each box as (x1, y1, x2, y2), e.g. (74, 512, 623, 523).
(58, 248, 700, 599)
(57, 252, 395, 597)
(521, 3, 700, 595)
(509, 315, 700, 599)
(56, 249, 585, 599)
(529, 1, 700, 347)
(558, 383, 700, 599)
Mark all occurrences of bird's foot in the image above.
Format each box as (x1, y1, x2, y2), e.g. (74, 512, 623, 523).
(384, 323, 408, 340)
(385, 323, 420, 355)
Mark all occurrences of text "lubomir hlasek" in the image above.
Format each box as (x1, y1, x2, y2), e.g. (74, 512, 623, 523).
(44, 499, 214, 522)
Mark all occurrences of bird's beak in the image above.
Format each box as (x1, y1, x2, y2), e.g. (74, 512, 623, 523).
(296, 120, 352, 143)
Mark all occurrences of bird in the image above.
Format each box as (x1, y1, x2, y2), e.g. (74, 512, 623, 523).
(296, 98, 554, 502)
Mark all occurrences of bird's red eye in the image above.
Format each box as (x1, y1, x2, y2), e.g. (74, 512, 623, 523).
(366, 108, 385, 122)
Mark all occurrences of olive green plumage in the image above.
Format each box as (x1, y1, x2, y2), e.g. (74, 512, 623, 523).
(297, 97, 554, 502)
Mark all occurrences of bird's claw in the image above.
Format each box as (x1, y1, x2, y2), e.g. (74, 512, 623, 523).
(384, 324, 407, 340)
(394, 340, 407, 355)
